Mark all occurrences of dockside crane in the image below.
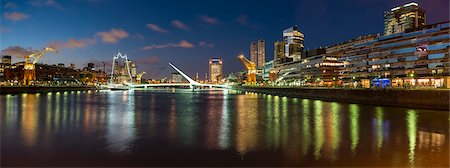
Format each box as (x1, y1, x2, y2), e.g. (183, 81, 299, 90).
(136, 71, 146, 84)
(237, 54, 256, 84)
(23, 47, 57, 85)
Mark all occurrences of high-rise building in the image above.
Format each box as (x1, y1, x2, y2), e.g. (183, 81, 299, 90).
(209, 58, 223, 83)
(283, 26, 304, 61)
(257, 40, 265, 68)
(250, 41, 258, 65)
(384, 2, 426, 35)
(274, 41, 290, 65)
(250, 40, 266, 68)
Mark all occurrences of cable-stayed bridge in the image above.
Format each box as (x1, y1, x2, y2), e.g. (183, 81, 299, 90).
(131, 62, 228, 89)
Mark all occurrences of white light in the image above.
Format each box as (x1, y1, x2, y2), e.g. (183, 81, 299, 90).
(404, 2, 418, 7)
(391, 7, 400, 11)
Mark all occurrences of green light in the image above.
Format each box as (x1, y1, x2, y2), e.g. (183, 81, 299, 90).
(302, 99, 311, 156)
(375, 107, 384, 152)
(407, 110, 418, 167)
(330, 102, 341, 161)
(313, 100, 323, 160)
(349, 104, 360, 154)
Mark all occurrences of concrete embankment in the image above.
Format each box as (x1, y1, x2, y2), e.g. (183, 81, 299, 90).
(0, 86, 96, 94)
(233, 86, 450, 111)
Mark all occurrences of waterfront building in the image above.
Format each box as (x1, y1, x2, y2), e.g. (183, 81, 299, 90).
(209, 58, 223, 83)
(273, 52, 343, 86)
(1, 55, 12, 79)
(384, 2, 426, 35)
(263, 60, 276, 82)
(283, 26, 304, 61)
(338, 21, 450, 88)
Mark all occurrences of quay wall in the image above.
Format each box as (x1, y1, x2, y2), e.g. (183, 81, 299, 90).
(233, 86, 450, 111)
(0, 86, 95, 94)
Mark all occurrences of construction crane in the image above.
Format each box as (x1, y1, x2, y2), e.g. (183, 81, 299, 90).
(136, 72, 146, 84)
(237, 54, 256, 84)
(23, 47, 56, 85)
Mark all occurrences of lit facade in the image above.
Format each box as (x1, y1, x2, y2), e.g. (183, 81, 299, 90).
(338, 22, 450, 88)
(283, 26, 304, 61)
(250, 42, 258, 65)
(273, 54, 342, 86)
(257, 40, 265, 68)
(384, 2, 426, 35)
(209, 58, 223, 83)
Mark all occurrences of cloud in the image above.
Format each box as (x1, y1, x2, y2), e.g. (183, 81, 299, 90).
(237, 14, 248, 25)
(146, 23, 169, 33)
(1, 26, 11, 33)
(178, 40, 194, 48)
(198, 41, 214, 48)
(96, 28, 129, 44)
(28, 0, 64, 11)
(1, 46, 37, 58)
(142, 40, 195, 50)
(135, 56, 160, 65)
(4, 2, 18, 9)
(48, 38, 96, 49)
(200, 15, 218, 24)
(171, 20, 190, 30)
(3, 12, 30, 21)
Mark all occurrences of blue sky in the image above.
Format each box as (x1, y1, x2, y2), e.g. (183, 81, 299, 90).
(1, 0, 448, 79)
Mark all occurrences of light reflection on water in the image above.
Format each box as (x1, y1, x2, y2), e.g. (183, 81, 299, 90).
(1, 89, 448, 167)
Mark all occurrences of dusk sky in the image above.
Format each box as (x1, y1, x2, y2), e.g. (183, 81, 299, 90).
(1, 0, 449, 79)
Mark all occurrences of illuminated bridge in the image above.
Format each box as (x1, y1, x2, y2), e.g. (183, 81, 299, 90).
(131, 63, 229, 89)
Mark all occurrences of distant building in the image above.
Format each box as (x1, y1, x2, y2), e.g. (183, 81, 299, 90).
(70, 63, 76, 69)
(250, 40, 266, 68)
(2, 55, 11, 64)
(257, 40, 265, 68)
(209, 58, 223, 83)
(1, 55, 12, 79)
(87, 63, 95, 71)
(283, 26, 304, 61)
(58, 63, 65, 67)
(171, 72, 183, 83)
(384, 2, 426, 35)
(250, 41, 258, 65)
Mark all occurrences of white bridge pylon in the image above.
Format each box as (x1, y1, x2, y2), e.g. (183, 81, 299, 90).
(131, 62, 228, 89)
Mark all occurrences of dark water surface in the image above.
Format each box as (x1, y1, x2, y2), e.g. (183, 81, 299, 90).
(1, 89, 448, 167)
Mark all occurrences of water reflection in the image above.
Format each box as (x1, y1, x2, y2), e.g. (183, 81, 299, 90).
(349, 104, 360, 154)
(106, 91, 136, 153)
(235, 93, 258, 157)
(21, 94, 39, 147)
(407, 110, 418, 167)
(1, 89, 448, 167)
(218, 93, 230, 150)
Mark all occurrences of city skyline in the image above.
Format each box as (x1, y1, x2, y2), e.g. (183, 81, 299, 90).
(1, 0, 449, 79)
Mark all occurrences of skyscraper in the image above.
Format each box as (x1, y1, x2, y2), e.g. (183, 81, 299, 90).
(384, 2, 426, 35)
(257, 40, 265, 68)
(250, 40, 265, 68)
(274, 41, 287, 65)
(250, 41, 258, 65)
(283, 26, 304, 61)
(209, 58, 223, 83)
